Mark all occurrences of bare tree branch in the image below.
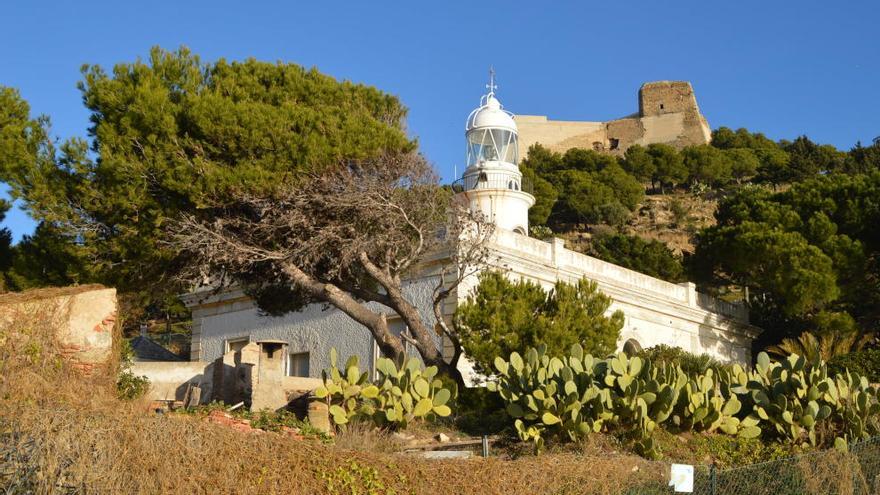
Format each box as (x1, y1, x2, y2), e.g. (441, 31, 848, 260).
(168, 151, 493, 382)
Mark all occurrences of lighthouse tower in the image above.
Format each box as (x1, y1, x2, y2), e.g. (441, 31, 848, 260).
(453, 70, 535, 235)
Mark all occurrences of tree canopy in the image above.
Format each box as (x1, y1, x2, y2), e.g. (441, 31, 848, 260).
(587, 232, 685, 283)
(692, 173, 880, 343)
(522, 145, 644, 228)
(0, 46, 413, 316)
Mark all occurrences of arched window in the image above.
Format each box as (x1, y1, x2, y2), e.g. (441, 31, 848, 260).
(623, 339, 642, 357)
(513, 226, 527, 236)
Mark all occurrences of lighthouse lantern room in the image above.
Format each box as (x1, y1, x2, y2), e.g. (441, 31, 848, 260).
(453, 70, 535, 235)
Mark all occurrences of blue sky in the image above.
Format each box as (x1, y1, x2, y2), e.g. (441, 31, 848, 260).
(2, 0, 878, 241)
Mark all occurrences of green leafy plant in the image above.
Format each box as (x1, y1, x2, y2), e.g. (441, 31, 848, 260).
(116, 339, 149, 400)
(829, 348, 880, 382)
(314, 349, 455, 429)
(320, 460, 394, 495)
(456, 272, 623, 377)
(490, 344, 880, 458)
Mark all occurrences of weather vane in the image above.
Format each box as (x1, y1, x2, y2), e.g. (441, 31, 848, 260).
(486, 66, 497, 95)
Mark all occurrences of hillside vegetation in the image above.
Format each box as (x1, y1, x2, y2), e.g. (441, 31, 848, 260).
(524, 130, 880, 350)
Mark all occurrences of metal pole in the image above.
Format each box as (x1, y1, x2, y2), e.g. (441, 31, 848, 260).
(481, 435, 489, 457)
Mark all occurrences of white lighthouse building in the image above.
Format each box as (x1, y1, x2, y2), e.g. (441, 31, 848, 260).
(172, 73, 759, 398)
(453, 72, 535, 235)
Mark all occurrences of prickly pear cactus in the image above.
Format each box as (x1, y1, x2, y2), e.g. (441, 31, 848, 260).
(314, 348, 455, 429)
(490, 345, 880, 457)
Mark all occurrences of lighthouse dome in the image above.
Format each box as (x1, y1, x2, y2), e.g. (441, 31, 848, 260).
(465, 94, 517, 133)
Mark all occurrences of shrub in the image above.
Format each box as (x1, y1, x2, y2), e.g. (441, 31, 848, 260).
(636, 344, 722, 375)
(829, 348, 880, 382)
(587, 233, 685, 283)
(668, 198, 689, 226)
(116, 339, 149, 400)
(456, 271, 623, 377)
(116, 370, 150, 400)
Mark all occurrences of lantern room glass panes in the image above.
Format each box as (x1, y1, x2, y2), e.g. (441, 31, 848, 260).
(467, 128, 518, 166)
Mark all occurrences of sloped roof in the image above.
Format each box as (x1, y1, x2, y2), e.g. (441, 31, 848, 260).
(130, 335, 185, 362)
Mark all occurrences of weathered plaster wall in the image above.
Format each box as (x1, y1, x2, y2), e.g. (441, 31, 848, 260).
(478, 232, 754, 355)
(131, 360, 213, 402)
(516, 81, 711, 158)
(515, 115, 607, 154)
(186, 276, 441, 378)
(0, 285, 116, 374)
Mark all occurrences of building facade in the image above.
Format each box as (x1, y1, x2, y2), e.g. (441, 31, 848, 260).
(185, 77, 758, 385)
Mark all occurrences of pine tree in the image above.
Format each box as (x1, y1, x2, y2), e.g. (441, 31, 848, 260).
(455, 272, 623, 376)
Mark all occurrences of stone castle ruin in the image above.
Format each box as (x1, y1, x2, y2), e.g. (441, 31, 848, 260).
(515, 81, 711, 157)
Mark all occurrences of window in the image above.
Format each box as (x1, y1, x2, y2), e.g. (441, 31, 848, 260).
(466, 128, 518, 166)
(609, 138, 620, 151)
(287, 352, 310, 377)
(659, 103, 665, 110)
(225, 337, 250, 354)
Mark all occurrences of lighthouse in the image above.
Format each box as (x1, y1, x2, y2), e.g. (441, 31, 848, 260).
(453, 70, 535, 235)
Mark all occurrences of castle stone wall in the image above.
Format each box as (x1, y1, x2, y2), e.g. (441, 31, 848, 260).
(516, 81, 711, 157)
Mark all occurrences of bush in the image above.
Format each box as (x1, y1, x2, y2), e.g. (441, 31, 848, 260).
(635, 344, 723, 375)
(456, 272, 623, 377)
(116, 339, 149, 400)
(829, 348, 880, 382)
(588, 233, 685, 283)
(116, 370, 150, 400)
(453, 385, 510, 436)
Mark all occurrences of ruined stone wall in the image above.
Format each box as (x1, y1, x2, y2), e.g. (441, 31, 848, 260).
(0, 285, 116, 374)
(516, 81, 711, 158)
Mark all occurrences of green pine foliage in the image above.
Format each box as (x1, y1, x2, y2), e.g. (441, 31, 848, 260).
(693, 172, 880, 343)
(455, 271, 623, 377)
(0, 200, 13, 288)
(0, 46, 412, 314)
(828, 349, 880, 383)
(521, 145, 644, 228)
(587, 233, 685, 283)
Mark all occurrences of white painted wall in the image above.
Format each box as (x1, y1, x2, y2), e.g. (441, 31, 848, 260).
(186, 231, 759, 386)
(189, 275, 441, 379)
(131, 361, 213, 402)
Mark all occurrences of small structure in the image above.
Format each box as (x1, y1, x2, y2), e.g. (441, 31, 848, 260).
(129, 334, 184, 362)
(250, 340, 289, 411)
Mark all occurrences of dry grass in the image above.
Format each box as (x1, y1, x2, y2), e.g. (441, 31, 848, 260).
(3, 294, 876, 494)
(0, 298, 673, 494)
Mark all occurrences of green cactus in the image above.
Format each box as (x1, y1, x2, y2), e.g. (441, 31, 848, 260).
(490, 345, 880, 457)
(314, 349, 455, 429)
